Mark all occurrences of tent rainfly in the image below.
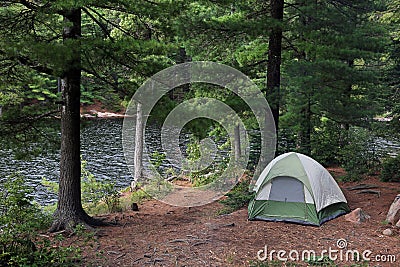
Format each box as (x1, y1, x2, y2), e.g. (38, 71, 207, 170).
(248, 152, 350, 226)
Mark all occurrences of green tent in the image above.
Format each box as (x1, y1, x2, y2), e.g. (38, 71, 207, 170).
(248, 152, 350, 226)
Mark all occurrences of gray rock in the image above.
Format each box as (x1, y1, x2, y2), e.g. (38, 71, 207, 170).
(386, 194, 400, 225)
(344, 208, 370, 223)
(383, 228, 393, 236)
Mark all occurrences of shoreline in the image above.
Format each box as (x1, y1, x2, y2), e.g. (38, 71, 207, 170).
(80, 100, 131, 119)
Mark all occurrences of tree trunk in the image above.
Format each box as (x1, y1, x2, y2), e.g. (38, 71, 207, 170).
(234, 124, 241, 162)
(50, 8, 99, 232)
(339, 60, 354, 147)
(132, 101, 144, 190)
(266, 0, 284, 135)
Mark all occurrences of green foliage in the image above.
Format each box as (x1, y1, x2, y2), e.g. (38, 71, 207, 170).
(218, 179, 254, 214)
(43, 159, 121, 213)
(0, 107, 60, 160)
(305, 255, 337, 266)
(184, 135, 230, 187)
(311, 118, 342, 166)
(190, 167, 224, 187)
(25, 76, 58, 101)
(80, 159, 120, 213)
(276, 128, 297, 156)
(338, 127, 381, 181)
(130, 189, 151, 204)
(150, 151, 166, 169)
(380, 154, 400, 182)
(186, 138, 201, 161)
(142, 175, 173, 200)
(80, 90, 97, 105)
(249, 260, 297, 267)
(0, 174, 81, 266)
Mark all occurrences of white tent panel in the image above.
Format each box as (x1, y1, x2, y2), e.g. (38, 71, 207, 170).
(255, 182, 272, 200)
(253, 152, 292, 192)
(297, 154, 347, 212)
(304, 185, 314, 204)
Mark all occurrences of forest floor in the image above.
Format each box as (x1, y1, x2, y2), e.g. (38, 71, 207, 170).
(71, 168, 400, 267)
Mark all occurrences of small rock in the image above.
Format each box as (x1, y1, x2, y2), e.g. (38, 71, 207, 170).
(383, 228, 393, 236)
(344, 208, 370, 223)
(205, 223, 219, 230)
(131, 203, 139, 211)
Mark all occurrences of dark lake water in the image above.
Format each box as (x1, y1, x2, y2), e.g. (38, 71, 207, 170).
(0, 119, 399, 205)
(0, 119, 232, 205)
(0, 119, 131, 204)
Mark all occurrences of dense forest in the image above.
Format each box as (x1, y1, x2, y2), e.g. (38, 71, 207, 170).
(0, 0, 400, 265)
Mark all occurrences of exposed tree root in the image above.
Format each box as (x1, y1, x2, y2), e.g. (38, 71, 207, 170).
(49, 210, 109, 233)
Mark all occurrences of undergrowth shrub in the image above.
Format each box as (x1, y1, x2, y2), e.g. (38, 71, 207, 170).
(42, 159, 121, 214)
(0, 174, 81, 266)
(130, 188, 151, 204)
(380, 154, 400, 182)
(218, 179, 254, 214)
(249, 260, 297, 267)
(338, 127, 380, 181)
(311, 118, 341, 166)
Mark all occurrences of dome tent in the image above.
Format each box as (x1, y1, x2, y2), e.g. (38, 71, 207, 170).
(248, 152, 350, 226)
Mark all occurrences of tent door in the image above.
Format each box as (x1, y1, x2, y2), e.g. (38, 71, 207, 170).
(267, 177, 307, 219)
(269, 176, 305, 202)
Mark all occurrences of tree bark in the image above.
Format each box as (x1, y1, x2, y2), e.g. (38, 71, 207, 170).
(50, 8, 99, 232)
(234, 124, 241, 162)
(266, 0, 284, 135)
(132, 101, 144, 190)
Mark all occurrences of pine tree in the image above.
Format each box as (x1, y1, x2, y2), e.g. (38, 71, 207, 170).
(282, 0, 387, 156)
(0, 0, 179, 231)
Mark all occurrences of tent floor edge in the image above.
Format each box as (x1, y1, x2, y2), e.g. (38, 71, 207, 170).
(251, 216, 320, 226)
(318, 202, 351, 225)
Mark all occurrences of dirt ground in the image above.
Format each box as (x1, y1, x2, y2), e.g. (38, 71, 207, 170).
(71, 168, 400, 267)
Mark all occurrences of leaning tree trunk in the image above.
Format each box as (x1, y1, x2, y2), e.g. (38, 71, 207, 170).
(50, 8, 98, 232)
(266, 0, 284, 140)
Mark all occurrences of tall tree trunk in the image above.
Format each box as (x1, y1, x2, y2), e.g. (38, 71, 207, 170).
(50, 8, 98, 232)
(339, 60, 354, 147)
(266, 0, 284, 135)
(132, 101, 144, 190)
(169, 47, 191, 101)
(234, 123, 241, 162)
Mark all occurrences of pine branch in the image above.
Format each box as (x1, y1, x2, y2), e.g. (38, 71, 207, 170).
(86, 7, 134, 37)
(82, 7, 115, 42)
(0, 50, 54, 76)
(3, 110, 60, 125)
(17, 0, 39, 10)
